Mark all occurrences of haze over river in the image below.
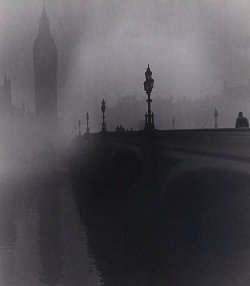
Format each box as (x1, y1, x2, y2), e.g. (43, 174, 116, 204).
(0, 170, 102, 286)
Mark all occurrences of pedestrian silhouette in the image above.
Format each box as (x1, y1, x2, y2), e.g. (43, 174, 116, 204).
(115, 125, 125, 132)
(235, 112, 249, 128)
(119, 125, 125, 132)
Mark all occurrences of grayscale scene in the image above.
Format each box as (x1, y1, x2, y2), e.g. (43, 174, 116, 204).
(1, 0, 250, 285)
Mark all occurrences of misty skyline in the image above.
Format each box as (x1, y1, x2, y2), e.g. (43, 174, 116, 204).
(1, 0, 250, 132)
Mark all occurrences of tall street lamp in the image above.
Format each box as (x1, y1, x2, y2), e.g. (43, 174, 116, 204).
(214, 108, 218, 129)
(78, 119, 81, 136)
(86, 112, 90, 134)
(144, 65, 155, 130)
(101, 99, 106, 132)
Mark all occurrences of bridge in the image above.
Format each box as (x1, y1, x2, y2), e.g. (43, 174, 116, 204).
(66, 65, 250, 286)
(69, 128, 250, 286)
(70, 64, 250, 195)
(71, 128, 250, 192)
(70, 127, 250, 230)
(70, 64, 250, 197)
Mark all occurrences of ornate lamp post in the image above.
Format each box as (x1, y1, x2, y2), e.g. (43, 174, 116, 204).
(78, 119, 81, 136)
(86, 112, 90, 134)
(101, 99, 106, 132)
(214, 108, 218, 129)
(144, 65, 155, 130)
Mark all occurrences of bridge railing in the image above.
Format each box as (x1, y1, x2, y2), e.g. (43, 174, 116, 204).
(157, 129, 250, 160)
(78, 128, 250, 161)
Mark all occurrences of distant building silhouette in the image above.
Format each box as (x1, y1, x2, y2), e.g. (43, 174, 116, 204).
(33, 3, 57, 134)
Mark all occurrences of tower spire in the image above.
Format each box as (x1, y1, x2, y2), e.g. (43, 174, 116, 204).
(39, 0, 50, 35)
(42, 0, 46, 16)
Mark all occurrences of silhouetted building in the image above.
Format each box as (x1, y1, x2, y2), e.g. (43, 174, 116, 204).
(0, 76, 11, 112)
(33, 3, 57, 134)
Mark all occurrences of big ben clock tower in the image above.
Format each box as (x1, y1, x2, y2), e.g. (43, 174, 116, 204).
(33, 2, 57, 134)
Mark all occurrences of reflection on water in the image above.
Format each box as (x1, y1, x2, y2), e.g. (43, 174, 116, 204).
(77, 167, 250, 286)
(38, 177, 63, 285)
(0, 172, 102, 286)
(3, 166, 250, 286)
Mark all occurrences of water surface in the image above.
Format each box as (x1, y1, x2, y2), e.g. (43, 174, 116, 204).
(0, 171, 102, 286)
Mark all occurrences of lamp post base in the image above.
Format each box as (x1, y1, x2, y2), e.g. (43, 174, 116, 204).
(144, 113, 155, 130)
(101, 123, 106, 133)
(145, 123, 155, 130)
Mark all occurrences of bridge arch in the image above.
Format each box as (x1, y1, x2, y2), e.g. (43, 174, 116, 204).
(159, 158, 250, 251)
(110, 144, 143, 161)
(109, 146, 142, 185)
(161, 157, 250, 194)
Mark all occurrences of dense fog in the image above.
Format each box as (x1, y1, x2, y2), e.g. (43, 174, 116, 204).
(1, 2, 250, 286)
(1, 0, 250, 133)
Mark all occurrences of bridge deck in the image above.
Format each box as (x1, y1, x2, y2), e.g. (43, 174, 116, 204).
(79, 128, 250, 162)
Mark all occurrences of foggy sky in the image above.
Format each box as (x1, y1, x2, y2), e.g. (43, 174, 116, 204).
(1, 0, 250, 132)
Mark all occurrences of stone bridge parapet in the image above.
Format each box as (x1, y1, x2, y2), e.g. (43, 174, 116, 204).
(76, 128, 250, 162)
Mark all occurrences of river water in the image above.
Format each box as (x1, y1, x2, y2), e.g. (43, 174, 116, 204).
(2, 165, 250, 285)
(0, 170, 102, 286)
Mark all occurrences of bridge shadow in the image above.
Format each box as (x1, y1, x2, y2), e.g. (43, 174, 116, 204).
(156, 169, 250, 285)
(71, 141, 250, 285)
(161, 169, 250, 250)
(71, 146, 144, 214)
